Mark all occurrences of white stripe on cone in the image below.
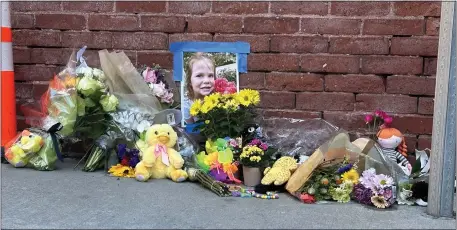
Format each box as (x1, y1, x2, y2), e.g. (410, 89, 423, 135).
(1, 43, 13, 71)
(1, 1, 11, 27)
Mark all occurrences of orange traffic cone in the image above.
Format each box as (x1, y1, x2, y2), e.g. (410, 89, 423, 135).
(1, 1, 17, 149)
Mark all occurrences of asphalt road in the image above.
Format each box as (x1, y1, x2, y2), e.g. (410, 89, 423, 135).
(1, 159, 455, 229)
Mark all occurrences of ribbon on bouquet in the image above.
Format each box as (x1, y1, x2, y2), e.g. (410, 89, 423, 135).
(154, 143, 170, 166)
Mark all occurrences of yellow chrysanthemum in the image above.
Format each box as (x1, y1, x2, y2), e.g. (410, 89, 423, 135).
(236, 91, 251, 107)
(108, 164, 135, 178)
(190, 99, 202, 116)
(243, 89, 260, 105)
(341, 169, 360, 185)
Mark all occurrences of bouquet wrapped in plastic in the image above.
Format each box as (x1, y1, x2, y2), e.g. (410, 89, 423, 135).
(4, 127, 61, 171)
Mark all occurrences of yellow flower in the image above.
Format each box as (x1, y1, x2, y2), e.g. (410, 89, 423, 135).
(236, 91, 251, 107)
(223, 99, 239, 111)
(341, 169, 360, 184)
(190, 99, 202, 116)
(237, 89, 260, 106)
(108, 164, 135, 178)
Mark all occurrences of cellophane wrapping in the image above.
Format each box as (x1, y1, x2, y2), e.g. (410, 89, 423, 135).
(257, 117, 340, 157)
(4, 128, 60, 171)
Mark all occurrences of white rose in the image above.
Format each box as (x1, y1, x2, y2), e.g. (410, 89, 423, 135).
(76, 67, 93, 78)
(151, 82, 167, 97)
(136, 120, 151, 133)
(92, 68, 106, 81)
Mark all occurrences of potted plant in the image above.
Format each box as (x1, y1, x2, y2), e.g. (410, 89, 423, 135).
(240, 143, 270, 187)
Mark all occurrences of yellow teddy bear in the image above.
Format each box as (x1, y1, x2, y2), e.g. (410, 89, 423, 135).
(134, 124, 188, 182)
(261, 156, 297, 186)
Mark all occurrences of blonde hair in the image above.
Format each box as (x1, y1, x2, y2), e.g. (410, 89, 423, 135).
(185, 52, 215, 100)
(377, 127, 408, 157)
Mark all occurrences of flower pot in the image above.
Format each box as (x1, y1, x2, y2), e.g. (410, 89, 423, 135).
(242, 165, 262, 187)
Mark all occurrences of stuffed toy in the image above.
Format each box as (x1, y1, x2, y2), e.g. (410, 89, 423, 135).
(261, 156, 297, 186)
(377, 127, 412, 174)
(5, 130, 44, 167)
(134, 124, 188, 182)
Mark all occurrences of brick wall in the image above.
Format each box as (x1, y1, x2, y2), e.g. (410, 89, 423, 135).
(11, 1, 440, 152)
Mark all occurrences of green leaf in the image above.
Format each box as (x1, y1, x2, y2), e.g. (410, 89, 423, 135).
(411, 158, 422, 175)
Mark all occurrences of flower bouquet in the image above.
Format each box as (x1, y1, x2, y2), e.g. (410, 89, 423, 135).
(352, 168, 396, 209)
(106, 144, 140, 178)
(189, 89, 260, 140)
(297, 156, 359, 203)
(239, 142, 274, 187)
(138, 65, 179, 108)
(364, 109, 393, 140)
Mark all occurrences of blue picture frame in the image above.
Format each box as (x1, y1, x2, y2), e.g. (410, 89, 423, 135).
(169, 41, 251, 133)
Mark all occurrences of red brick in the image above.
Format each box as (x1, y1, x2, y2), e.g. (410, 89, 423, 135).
(361, 56, 423, 75)
(248, 53, 300, 72)
(386, 76, 435, 96)
(391, 37, 439, 56)
(140, 16, 186, 33)
(112, 32, 167, 50)
(325, 74, 385, 93)
(424, 58, 437, 75)
(213, 34, 269, 52)
(271, 2, 328, 15)
(137, 51, 173, 69)
(329, 37, 389, 55)
(363, 19, 424, 36)
(13, 30, 61, 47)
(13, 48, 31, 64)
(30, 48, 72, 65)
(263, 109, 321, 119)
(239, 72, 265, 90)
(393, 2, 441, 16)
(300, 54, 360, 74)
(63, 1, 113, 12)
(15, 65, 59, 81)
(266, 72, 323, 92)
(244, 17, 300, 34)
(404, 135, 418, 153)
(426, 17, 440, 36)
(169, 33, 213, 43)
(35, 14, 86, 30)
(270, 35, 328, 53)
(391, 114, 433, 134)
(168, 1, 211, 14)
(11, 14, 34, 29)
(11, 2, 61, 11)
(88, 15, 139, 31)
(15, 82, 33, 99)
(301, 18, 361, 35)
(417, 135, 432, 149)
(331, 2, 390, 16)
(32, 83, 49, 99)
(323, 111, 369, 131)
(17, 116, 32, 131)
(212, 2, 268, 14)
(418, 97, 434, 115)
(355, 94, 417, 114)
(61, 31, 112, 49)
(260, 91, 295, 109)
(115, 1, 165, 13)
(187, 16, 243, 33)
(296, 92, 354, 111)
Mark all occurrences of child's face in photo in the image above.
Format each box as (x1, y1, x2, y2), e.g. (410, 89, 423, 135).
(190, 59, 215, 99)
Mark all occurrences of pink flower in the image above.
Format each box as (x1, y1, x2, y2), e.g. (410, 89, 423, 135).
(364, 114, 373, 123)
(374, 109, 387, 118)
(214, 78, 237, 94)
(383, 116, 393, 124)
(249, 139, 261, 146)
(142, 68, 157, 83)
(161, 91, 174, 104)
(151, 82, 166, 97)
(259, 143, 268, 151)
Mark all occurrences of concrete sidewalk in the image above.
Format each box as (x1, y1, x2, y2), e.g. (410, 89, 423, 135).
(1, 159, 455, 229)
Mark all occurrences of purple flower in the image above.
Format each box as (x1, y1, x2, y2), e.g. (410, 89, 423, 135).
(382, 188, 393, 200)
(352, 183, 374, 205)
(259, 143, 268, 151)
(128, 149, 140, 168)
(337, 163, 353, 174)
(117, 144, 128, 160)
(249, 139, 261, 146)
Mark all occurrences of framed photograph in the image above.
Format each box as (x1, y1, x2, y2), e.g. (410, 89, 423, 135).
(169, 42, 250, 130)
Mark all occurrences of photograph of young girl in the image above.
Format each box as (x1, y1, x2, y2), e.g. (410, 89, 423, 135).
(181, 52, 239, 127)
